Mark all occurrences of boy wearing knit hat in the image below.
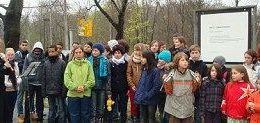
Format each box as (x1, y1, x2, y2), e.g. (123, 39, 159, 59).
(157, 50, 172, 123)
(88, 43, 110, 122)
(213, 56, 230, 82)
(188, 44, 207, 123)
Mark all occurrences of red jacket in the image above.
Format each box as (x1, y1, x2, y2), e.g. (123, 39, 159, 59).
(247, 91, 260, 123)
(221, 81, 255, 119)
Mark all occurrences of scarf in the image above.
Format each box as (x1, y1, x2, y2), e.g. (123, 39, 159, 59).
(132, 54, 141, 63)
(112, 56, 125, 65)
(88, 55, 108, 77)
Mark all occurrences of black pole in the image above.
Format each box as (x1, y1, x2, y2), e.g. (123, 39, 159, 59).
(22, 77, 30, 123)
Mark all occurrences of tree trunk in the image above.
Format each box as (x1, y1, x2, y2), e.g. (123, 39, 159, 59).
(115, 25, 124, 40)
(3, 0, 23, 50)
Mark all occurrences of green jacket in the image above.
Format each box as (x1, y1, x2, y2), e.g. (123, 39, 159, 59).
(64, 58, 95, 97)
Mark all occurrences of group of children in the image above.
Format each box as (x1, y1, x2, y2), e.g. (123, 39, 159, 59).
(0, 35, 260, 123)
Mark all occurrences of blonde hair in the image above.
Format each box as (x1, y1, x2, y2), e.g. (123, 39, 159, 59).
(5, 48, 15, 54)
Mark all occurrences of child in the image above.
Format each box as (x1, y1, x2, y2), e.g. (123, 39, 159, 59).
(213, 56, 230, 82)
(200, 64, 225, 123)
(109, 44, 128, 123)
(23, 41, 45, 120)
(83, 42, 93, 58)
(127, 43, 146, 122)
(168, 36, 189, 59)
(42, 45, 66, 123)
(221, 65, 255, 123)
(3, 48, 21, 123)
(134, 50, 161, 123)
(64, 45, 95, 123)
(247, 77, 260, 123)
(88, 43, 110, 122)
(150, 40, 160, 59)
(103, 45, 112, 59)
(158, 41, 167, 52)
(243, 49, 258, 87)
(189, 44, 208, 123)
(164, 52, 201, 123)
(157, 50, 172, 123)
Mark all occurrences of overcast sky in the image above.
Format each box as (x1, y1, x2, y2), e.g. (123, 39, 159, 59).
(0, 0, 259, 16)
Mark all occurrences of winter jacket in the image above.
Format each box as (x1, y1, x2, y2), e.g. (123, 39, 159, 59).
(110, 59, 128, 93)
(200, 77, 225, 116)
(14, 49, 29, 74)
(22, 42, 45, 86)
(164, 69, 199, 118)
(247, 90, 260, 123)
(42, 57, 66, 96)
(189, 59, 208, 108)
(64, 58, 95, 97)
(88, 55, 110, 90)
(127, 58, 142, 88)
(221, 81, 255, 119)
(134, 67, 161, 105)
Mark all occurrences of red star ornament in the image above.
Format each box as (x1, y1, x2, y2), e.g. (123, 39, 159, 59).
(238, 84, 255, 101)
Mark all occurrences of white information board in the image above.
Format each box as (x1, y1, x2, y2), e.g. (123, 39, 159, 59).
(200, 11, 249, 63)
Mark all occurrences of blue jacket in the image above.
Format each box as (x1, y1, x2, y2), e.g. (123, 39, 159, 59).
(135, 67, 161, 105)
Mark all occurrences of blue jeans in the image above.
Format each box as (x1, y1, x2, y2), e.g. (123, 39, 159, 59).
(16, 85, 24, 115)
(92, 90, 105, 119)
(48, 95, 66, 123)
(29, 84, 43, 119)
(68, 96, 91, 123)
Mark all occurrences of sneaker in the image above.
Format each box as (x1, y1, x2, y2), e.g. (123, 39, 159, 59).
(17, 114, 25, 123)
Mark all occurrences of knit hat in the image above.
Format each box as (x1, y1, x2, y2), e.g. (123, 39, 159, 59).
(92, 43, 105, 53)
(107, 40, 118, 50)
(158, 50, 172, 63)
(213, 56, 226, 66)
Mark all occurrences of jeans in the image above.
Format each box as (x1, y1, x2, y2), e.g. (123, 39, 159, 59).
(48, 95, 66, 123)
(68, 96, 91, 123)
(92, 89, 106, 119)
(139, 104, 157, 123)
(4, 91, 17, 123)
(29, 84, 43, 120)
(16, 84, 24, 115)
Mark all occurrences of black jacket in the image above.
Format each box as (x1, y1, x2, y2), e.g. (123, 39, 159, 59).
(110, 60, 128, 93)
(189, 59, 208, 107)
(42, 58, 66, 96)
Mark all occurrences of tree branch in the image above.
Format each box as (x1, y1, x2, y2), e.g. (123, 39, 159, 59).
(111, 0, 120, 12)
(94, 0, 118, 28)
(0, 4, 8, 10)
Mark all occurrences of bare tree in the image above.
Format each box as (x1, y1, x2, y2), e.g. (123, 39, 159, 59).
(0, 0, 23, 50)
(94, 0, 128, 40)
